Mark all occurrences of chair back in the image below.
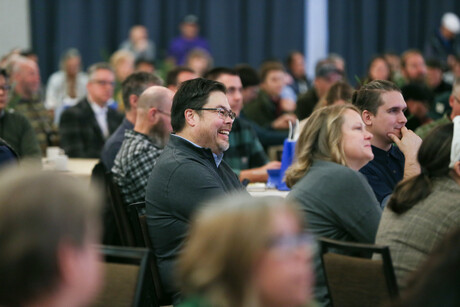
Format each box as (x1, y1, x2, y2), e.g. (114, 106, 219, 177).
(105, 171, 136, 247)
(128, 202, 173, 306)
(319, 237, 399, 307)
(92, 245, 153, 307)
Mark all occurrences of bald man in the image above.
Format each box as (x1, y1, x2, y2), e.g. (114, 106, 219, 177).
(112, 86, 174, 205)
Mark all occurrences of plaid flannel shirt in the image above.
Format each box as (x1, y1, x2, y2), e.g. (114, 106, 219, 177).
(112, 129, 162, 205)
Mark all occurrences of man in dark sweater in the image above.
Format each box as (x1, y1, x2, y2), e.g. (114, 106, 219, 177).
(145, 78, 244, 303)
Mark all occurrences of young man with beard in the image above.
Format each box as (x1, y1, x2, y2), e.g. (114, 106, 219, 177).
(112, 86, 173, 206)
(352, 80, 422, 205)
(145, 78, 244, 303)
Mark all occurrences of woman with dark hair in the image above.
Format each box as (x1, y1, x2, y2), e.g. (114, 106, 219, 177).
(375, 118, 460, 289)
(358, 55, 392, 87)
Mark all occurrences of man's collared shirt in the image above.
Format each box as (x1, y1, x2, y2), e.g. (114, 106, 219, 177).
(89, 101, 109, 139)
(359, 144, 405, 204)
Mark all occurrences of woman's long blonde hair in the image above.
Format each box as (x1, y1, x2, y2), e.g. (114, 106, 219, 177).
(285, 104, 360, 188)
(177, 194, 304, 307)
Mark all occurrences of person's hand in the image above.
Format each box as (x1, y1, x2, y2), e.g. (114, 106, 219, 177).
(271, 113, 297, 130)
(389, 126, 422, 179)
(388, 126, 422, 160)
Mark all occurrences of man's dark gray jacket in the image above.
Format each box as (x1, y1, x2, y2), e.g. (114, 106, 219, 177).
(145, 134, 244, 297)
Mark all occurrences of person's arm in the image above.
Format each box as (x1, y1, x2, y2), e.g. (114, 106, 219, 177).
(389, 126, 422, 180)
(334, 170, 382, 243)
(239, 161, 282, 183)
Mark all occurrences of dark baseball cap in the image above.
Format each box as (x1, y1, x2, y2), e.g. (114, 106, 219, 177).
(182, 14, 199, 24)
(315, 63, 343, 80)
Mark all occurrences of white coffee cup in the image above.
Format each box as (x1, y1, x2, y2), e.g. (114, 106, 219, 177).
(54, 155, 68, 171)
(47, 147, 61, 160)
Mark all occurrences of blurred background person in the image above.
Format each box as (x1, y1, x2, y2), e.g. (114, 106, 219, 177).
(296, 59, 343, 120)
(0, 69, 40, 161)
(134, 58, 155, 74)
(168, 14, 211, 66)
(185, 48, 213, 77)
(375, 121, 460, 290)
(177, 194, 314, 307)
(45, 48, 88, 125)
(235, 64, 260, 105)
(0, 167, 103, 307)
(165, 66, 198, 93)
(285, 51, 310, 98)
(109, 49, 135, 112)
(425, 12, 460, 70)
(119, 25, 156, 62)
(9, 56, 57, 154)
(401, 82, 434, 130)
(360, 55, 391, 86)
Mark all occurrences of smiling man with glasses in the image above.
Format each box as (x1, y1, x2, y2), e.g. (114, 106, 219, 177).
(59, 62, 123, 158)
(145, 78, 245, 303)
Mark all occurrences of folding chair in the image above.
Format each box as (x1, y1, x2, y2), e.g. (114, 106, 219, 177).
(92, 245, 154, 307)
(128, 202, 173, 306)
(318, 237, 399, 307)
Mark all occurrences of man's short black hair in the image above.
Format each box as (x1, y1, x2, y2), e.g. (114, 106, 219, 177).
(204, 67, 238, 81)
(166, 66, 196, 87)
(121, 72, 163, 110)
(171, 78, 226, 132)
(234, 64, 259, 88)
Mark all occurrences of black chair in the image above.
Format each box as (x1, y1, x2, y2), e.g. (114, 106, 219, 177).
(92, 245, 154, 307)
(105, 171, 136, 247)
(318, 237, 399, 307)
(128, 202, 173, 306)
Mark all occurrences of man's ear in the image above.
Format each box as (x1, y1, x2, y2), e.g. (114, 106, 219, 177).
(130, 94, 139, 109)
(449, 94, 454, 109)
(148, 108, 158, 123)
(362, 110, 373, 126)
(184, 109, 197, 127)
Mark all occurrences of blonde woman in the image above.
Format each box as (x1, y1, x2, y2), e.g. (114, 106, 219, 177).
(286, 104, 382, 306)
(177, 194, 314, 307)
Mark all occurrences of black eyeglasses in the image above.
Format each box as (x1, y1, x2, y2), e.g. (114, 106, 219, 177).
(192, 107, 236, 120)
(0, 85, 11, 91)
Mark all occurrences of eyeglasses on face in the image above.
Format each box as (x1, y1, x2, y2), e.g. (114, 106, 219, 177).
(0, 84, 11, 91)
(191, 107, 236, 120)
(266, 232, 314, 253)
(91, 80, 115, 87)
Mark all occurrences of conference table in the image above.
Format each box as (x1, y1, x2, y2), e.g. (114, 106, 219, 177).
(43, 158, 289, 197)
(43, 158, 99, 184)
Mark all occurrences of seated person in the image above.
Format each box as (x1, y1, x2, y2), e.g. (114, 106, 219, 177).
(205, 67, 281, 182)
(59, 63, 123, 158)
(286, 105, 382, 306)
(389, 227, 460, 307)
(401, 82, 434, 131)
(416, 76, 460, 139)
(112, 86, 173, 206)
(177, 193, 313, 307)
(241, 61, 297, 130)
(375, 120, 460, 289)
(352, 80, 422, 204)
(101, 72, 164, 170)
(0, 167, 103, 307)
(0, 68, 41, 160)
(165, 66, 198, 93)
(145, 78, 244, 303)
(296, 59, 343, 120)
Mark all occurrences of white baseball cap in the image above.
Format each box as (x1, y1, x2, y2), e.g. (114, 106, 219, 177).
(442, 12, 460, 35)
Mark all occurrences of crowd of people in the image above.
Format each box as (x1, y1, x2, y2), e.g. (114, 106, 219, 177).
(0, 11, 459, 307)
